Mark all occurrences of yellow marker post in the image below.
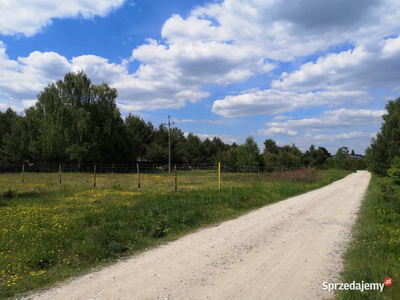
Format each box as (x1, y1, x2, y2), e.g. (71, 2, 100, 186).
(218, 162, 221, 190)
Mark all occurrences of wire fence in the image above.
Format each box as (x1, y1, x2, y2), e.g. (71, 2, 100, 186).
(0, 162, 302, 192)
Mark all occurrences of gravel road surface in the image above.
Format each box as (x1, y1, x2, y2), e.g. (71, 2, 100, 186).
(26, 171, 371, 300)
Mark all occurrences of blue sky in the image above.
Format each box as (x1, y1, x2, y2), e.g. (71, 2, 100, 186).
(1, 0, 400, 155)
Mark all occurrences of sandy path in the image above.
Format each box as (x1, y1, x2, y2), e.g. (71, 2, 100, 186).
(26, 171, 370, 300)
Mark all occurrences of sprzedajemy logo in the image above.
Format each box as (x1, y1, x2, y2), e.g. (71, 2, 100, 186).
(322, 278, 393, 293)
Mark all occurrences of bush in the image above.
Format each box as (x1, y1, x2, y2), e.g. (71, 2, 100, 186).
(350, 159, 367, 171)
(378, 181, 396, 202)
(2, 188, 16, 199)
(327, 157, 335, 169)
(388, 157, 400, 184)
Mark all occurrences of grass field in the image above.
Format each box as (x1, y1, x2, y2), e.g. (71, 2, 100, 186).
(336, 174, 400, 299)
(0, 168, 350, 299)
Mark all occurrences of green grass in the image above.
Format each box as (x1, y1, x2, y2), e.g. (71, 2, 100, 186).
(0, 169, 350, 299)
(336, 174, 400, 299)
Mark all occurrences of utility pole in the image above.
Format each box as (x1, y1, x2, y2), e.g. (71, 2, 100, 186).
(164, 115, 175, 173)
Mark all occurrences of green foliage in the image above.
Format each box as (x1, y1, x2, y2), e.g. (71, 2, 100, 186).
(263, 152, 278, 167)
(236, 136, 262, 166)
(387, 157, 400, 184)
(0, 108, 18, 152)
(263, 139, 280, 155)
(2, 188, 16, 199)
(350, 159, 367, 171)
(367, 97, 400, 176)
(334, 147, 349, 169)
(327, 157, 335, 168)
(337, 175, 400, 300)
(0, 71, 127, 164)
(303, 145, 331, 169)
(276, 144, 302, 168)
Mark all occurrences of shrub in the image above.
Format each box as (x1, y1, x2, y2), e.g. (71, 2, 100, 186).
(388, 157, 400, 184)
(3, 188, 16, 199)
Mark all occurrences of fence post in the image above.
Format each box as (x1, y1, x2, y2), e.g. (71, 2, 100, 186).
(286, 167, 288, 172)
(22, 164, 25, 182)
(59, 163, 62, 184)
(94, 165, 96, 187)
(174, 165, 177, 191)
(218, 162, 221, 190)
(137, 163, 141, 189)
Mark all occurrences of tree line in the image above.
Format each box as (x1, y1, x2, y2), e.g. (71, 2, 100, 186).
(0, 71, 366, 169)
(365, 97, 400, 177)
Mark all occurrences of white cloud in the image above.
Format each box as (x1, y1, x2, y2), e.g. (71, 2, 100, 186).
(158, 0, 400, 62)
(130, 39, 276, 87)
(265, 108, 386, 131)
(256, 128, 298, 136)
(312, 132, 376, 141)
(0, 42, 210, 111)
(273, 115, 294, 121)
(0, 43, 73, 106)
(283, 131, 377, 154)
(272, 36, 400, 92)
(0, 0, 125, 36)
(2, 0, 400, 116)
(211, 89, 373, 118)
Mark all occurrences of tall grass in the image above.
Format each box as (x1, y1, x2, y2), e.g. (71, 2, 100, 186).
(0, 169, 350, 299)
(336, 175, 400, 299)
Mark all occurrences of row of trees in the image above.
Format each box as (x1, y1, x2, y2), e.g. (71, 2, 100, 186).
(0, 71, 365, 169)
(365, 97, 400, 176)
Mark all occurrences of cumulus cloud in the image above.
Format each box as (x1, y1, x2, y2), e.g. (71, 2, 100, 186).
(284, 131, 377, 154)
(0, 42, 210, 111)
(159, 0, 400, 62)
(130, 39, 276, 87)
(0, 42, 73, 104)
(273, 115, 294, 121)
(272, 36, 400, 92)
(265, 108, 386, 131)
(256, 128, 298, 137)
(312, 131, 376, 141)
(211, 89, 373, 118)
(2, 0, 400, 116)
(0, 0, 125, 36)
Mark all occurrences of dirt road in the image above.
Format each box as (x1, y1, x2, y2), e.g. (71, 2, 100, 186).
(27, 171, 371, 300)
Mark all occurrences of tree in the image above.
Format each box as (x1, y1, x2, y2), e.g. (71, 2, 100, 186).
(263, 139, 280, 155)
(125, 114, 154, 161)
(146, 124, 168, 163)
(388, 157, 400, 184)
(277, 144, 302, 168)
(313, 147, 330, 169)
(334, 148, 348, 169)
(367, 97, 400, 176)
(236, 136, 262, 166)
(0, 108, 18, 148)
(2, 71, 128, 164)
(182, 133, 203, 164)
(0, 115, 29, 163)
